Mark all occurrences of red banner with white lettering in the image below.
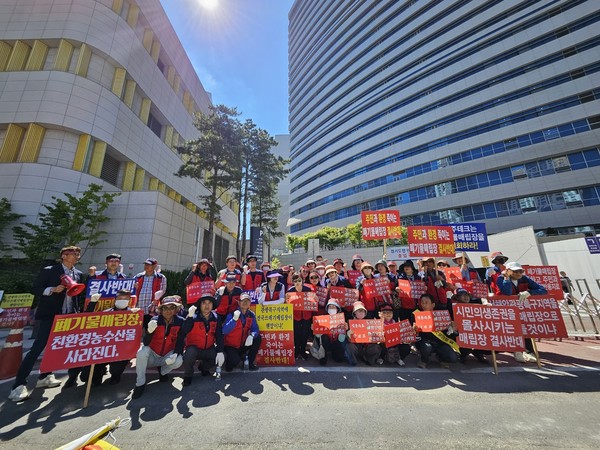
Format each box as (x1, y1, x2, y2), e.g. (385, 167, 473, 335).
(285, 291, 318, 312)
(396, 280, 427, 309)
(315, 286, 328, 308)
(522, 265, 564, 300)
(349, 319, 385, 343)
(362, 277, 391, 301)
(407, 226, 455, 257)
(346, 270, 361, 286)
(491, 295, 568, 338)
(186, 281, 216, 303)
(442, 267, 463, 284)
(312, 313, 346, 336)
(413, 310, 452, 332)
(40, 311, 143, 372)
(459, 280, 489, 299)
(453, 303, 526, 352)
(361, 210, 402, 240)
(329, 286, 359, 308)
(384, 320, 417, 347)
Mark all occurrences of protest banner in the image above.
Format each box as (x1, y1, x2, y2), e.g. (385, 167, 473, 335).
(186, 281, 216, 303)
(395, 280, 427, 309)
(453, 303, 526, 352)
(413, 310, 452, 332)
(84, 278, 137, 311)
(312, 313, 346, 335)
(0, 293, 34, 328)
(450, 223, 489, 252)
(399, 319, 417, 344)
(491, 295, 568, 338)
(346, 269, 361, 286)
(315, 286, 328, 308)
(362, 277, 391, 301)
(407, 226, 455, 257)
(361, 210, 402, 240)
(349, 319, 385, 343)
(254, 303, 294, 366)
(522, 265, 564, 299)
(329, 286, 359, 308)
(40, 310, 143, 373)
(285, 291, 318, 312)
(384, 320, 417, 347)
(460, 280, 490, 299)
(442, 267, 463, 284)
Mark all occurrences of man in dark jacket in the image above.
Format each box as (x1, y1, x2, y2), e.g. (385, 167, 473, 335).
(9, 246, 84, 402)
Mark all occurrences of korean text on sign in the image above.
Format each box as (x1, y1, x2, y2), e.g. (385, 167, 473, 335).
(361, 210, 402, 240)
(450, 222, 489, 252)
(522, 266, 563, 300)
(254, 304, 295, 366)
(329, 286, 359, 308)
(349, 319, 385, 343)
(186, 281, 216, 303)
(413, 310, 452, 332)
(407, 226, 455, 257)
(313, 313, 346, 336)
(285, 291, 318, 312)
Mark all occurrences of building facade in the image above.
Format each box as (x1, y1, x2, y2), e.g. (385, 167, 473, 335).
(288, 0, 600, 237)
(0, 0, 238, 271)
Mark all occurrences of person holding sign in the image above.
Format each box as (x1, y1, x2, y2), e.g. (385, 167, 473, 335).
(452, 254, 481, 282)
(497, 262, 548, 296)
(356, 262, 378, 318)
(134, 258, 167, 324)
(179, 294, 224, 386)
(9, 246, 83, 402)
(319, 299, 354, 365)
(287, 273, 315, 360)
(88, 253, 126, 281)
(414, 294, 458, 369)
(222, 293, 261, 371)
(184, 258, 215, 286)
(259, 270, 286, 305)
(421, 257, 453, 310)
(449, 289, 488, 365)
(132, 296, 185, 399)
(215, 274, 242, 322)
(346, 302, 380, 366)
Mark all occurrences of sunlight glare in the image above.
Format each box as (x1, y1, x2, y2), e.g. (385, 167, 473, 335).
(198, 0, 219, 11)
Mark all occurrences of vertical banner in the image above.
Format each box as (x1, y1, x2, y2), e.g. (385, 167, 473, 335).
(361, 210, 402, 240)
(491, 295, 568, 338)
(450, 223, 489, 252)
(250, 226, 264, 262)
(40, 311, 143, 372)
(522, 266, 564, 299)
(85, 279, 137, 311)
(254, 303, 294, 366)
(407, 226, 455, 257)
(0, 293, 34, 328)
(453, 303, 526, 352)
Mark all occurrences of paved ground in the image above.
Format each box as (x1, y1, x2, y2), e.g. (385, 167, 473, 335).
(0, 331, 599, 449)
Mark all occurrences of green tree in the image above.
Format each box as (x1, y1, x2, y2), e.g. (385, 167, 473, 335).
(12, 184, 119, 265)
(0, 198, 23, 254)
(176, 104, 243, 259)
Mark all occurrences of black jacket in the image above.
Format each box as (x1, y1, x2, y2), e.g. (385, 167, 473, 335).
(32, 263, 84, 320)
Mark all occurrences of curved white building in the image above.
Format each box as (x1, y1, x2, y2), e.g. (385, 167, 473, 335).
(0, 0, 238, 270)
(288, 0, 600, 237)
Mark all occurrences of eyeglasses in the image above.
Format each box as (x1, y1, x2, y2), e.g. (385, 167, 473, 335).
(310, 276, 319, 279)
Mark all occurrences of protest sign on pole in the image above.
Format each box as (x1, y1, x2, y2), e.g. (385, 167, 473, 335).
(450, 223, 489, 252)
(361, 210, 402, 240)
(407, 226, 455, 257)
(254, 304, 294, 366)
(349, 319, 385, 343)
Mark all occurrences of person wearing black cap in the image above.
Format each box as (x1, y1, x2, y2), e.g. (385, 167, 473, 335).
(215, 255, 242, 289)
(134, 257, 167, 322)
(215, 273, 242, 322)
(241, 255, 266, 293)
(131, 295, 186, 398)
(178, 294, 225, 386)
(184, 258, 215, 286)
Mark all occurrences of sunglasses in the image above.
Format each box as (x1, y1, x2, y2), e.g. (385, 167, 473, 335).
(310, 276, 319, 279)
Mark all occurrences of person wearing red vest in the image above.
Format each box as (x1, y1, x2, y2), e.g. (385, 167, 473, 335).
(259, 270, 286, 304)
(241, 254, 266, 293)
(184, 258, 215, 285)
(178, 294, 224, 386)
(356, 262, 378, 318)
(452, 253, 482, 283)
(287, 274, 315, 360)
(421, 257, 453, 310)
(486, 252, 509, 295)
(497, 262, 547, 296)
(134, 258, 167, 321)
(215, 255, 242, 289)
(222, 293, 261, 371)
(132, 296, 185, 399)
(215, 274, 242, 321)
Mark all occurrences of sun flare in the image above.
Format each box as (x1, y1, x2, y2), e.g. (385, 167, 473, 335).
(198, 0, 219, 11)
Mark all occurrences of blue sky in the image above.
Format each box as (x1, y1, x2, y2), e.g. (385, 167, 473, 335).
(160, 0, 294, 137)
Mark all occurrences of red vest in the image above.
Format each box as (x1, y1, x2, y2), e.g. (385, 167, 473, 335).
(135, 274, 164, 299)
(292, 285, 314, 321)
(224, 315, 254, 348)
(185, 320, 217, 349)
(191, 272, 213, 283)
(507, 279, 531, 295)
(243, 271, 265, 291)
(215, 287, 241, 316)
(424, 271, 448, 306)
(263, 283, 284, 302)
(149, 321, 181, 356)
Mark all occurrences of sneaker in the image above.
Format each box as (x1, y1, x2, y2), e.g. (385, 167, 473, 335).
(524, 352, 537, 363)
(183, 377, 192, 387)
(514, 352, 527, 363)
(397, 359, 405, 366)
(131, 384, 145, 399)
(417, 361, 427, 369)
(9, 385, 29, 402)
(376, 358, 384, 365)
(248, 364, 259, 371)
(36, 374, 61, 388)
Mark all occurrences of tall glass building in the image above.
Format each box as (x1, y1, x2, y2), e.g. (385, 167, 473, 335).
(0, 0, 238, 270)
(288, 0, 600, 237)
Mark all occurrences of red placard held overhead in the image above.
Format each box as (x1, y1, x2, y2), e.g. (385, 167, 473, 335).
(491, 295, 568, 339)
(453, 303, 526, 352)
(361, 210, 402, 240)
(407, 226, 455, 257)
(522, 266, 564, 300)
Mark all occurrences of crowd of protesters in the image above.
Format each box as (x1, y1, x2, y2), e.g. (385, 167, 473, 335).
(8, 248, 548, 402)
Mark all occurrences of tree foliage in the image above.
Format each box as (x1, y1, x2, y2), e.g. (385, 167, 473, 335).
(12, 184, 119, 265)
(176, 104, 243, 258)
(0, 198, 23, 254)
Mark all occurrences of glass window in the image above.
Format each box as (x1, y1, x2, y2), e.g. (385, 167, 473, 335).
(455, 178, 467, 192)
(483, 203, 496, 218)
(552, 156, 570, 173)
(549, 193, 566, 210)
(530, 131, 545, 144)
(488, 170, 501, 186)
(519, 197, 537, 214)
(511, 165, 528, 180)
(525, 162, 541, 178)
(535, 195, 551, 212)
(563, 190, 583, 207)
(472, 205, 485, 220)
(495, 201, 509, 217)
(466, 175, 478, 190)
(462, 206, 474, 222)
(568, 153, 586, 170)
(558, 123, 575, 136)
(499, 168, 513, 183)
(477, 173, 490, 188)
(481, 145, 494, 156)
(583, 148, 600, 166)
(581, 187, 600, 206)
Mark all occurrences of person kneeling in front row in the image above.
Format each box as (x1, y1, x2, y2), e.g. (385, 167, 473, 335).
(132, 296, 185, 399)
(222, 293, 261, 371)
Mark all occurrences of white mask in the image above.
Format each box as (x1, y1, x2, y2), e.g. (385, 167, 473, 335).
(317, 269, 325, 276)
(114, 299, 129, 310)
(327, 307, 338, 315)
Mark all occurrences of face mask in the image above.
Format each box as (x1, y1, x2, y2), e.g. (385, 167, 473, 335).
(317, 269, 325, 276)
(327, 307, 338, 315)
(114, 299, 129, 310)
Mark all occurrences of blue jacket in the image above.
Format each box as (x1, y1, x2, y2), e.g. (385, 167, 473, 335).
(497, 275, 547, 295)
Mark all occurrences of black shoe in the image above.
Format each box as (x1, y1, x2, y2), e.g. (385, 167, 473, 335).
(459, 354, 468, 364)
(475, 354, 489, 364)
(183, 377, 192, 387)
(159, 374, 169, 382)
(132, 384, 145, 399)
(248, 364, 259, 371)
(108, 375, 121, 385)
(63, 374, 77, 389)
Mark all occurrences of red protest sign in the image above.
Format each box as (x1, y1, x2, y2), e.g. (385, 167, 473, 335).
(0, 306, 30, 328)
(399, 319, 417, 344)
(523, 265, 563, 299)
(40, 311, 143, 372)
(442, 267, 463, 283)
(491, 295, 568, 338)
(285, 291, 318, 312)
(361, 210, 402, 240)
(255, 330, 295, 366)
(396, 280, 427, 309)
(362, 277, 391, 301)
(312, 313, 346, 335)
(186, 281, 216, 303)
(315, 286, 328, 308)
(453, 303, 526, 352)
(407, 226, 455, 257)
(329, 286, 359, 308)
(384, 322, 401, 348)
(349, 319, 385, 343)
(460, 280, 489, 298)
(346, 270, 361, 286)
(413, 310, 452, 332)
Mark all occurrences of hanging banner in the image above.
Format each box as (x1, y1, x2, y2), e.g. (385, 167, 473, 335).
(361, 210, 402, 240)
(491, 295, 568, 339)
(453, 303, 526, 352)
(407, 226, 455, 257)
(522, 265, 563, 299)
(40, 310, 143, 372)
(285, 291, 318, 312)
(349, 319, 385, 343)
(84, 278, 137, 311)
(413, 310, 452, 332)
(450, 223, 489, 252)
(254, 303, 294, 366)
(329, 286, 359, 308)
(186, 281, 216, 303)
